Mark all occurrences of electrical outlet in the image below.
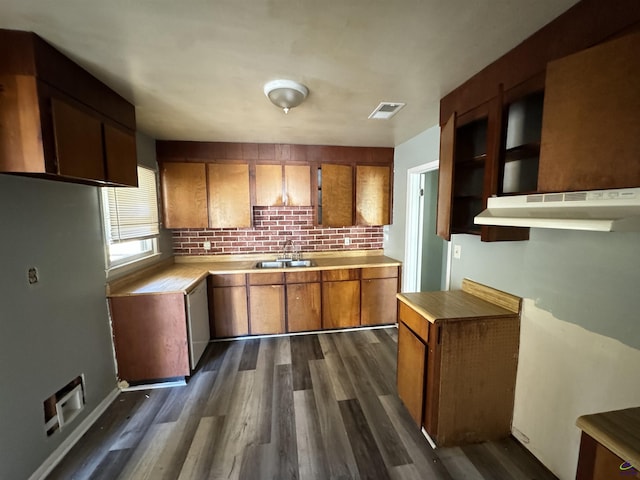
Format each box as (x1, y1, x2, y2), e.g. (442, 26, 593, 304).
(453, 244, 462, 259)
(28, 267, 39, 284)
(344, 237, 351, 246)
(203, 241, 211, 250)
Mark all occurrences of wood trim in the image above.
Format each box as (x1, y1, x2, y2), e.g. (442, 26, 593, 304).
(461, 278, 521, 313)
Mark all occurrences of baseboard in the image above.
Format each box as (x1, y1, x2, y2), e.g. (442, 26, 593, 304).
(28, 388, 120, 480)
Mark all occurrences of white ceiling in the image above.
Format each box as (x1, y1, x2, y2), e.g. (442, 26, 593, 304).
(0, 0, 580, 147)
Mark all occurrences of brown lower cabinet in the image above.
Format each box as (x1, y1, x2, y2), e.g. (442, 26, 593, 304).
(209, 274, 248, 337)
(576, 432, 639, 480)
(286, 270, 322, 332)
(109, 293, 190, 382)
(322, 269, 360, 329)
(396, 282, 520, 447)
(248, 272, 285, 335)
(361, 266, 399, 326)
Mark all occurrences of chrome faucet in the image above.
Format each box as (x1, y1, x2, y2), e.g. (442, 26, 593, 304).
(278, 239, 294, 261)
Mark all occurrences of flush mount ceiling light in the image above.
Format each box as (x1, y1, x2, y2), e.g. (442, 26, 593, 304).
(264, 79, 309, 114)
(368, 102, 406, 120)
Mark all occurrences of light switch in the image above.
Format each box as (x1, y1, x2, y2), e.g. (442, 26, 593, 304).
(203, 241, 211, 250)
(453, 244, 462, 259)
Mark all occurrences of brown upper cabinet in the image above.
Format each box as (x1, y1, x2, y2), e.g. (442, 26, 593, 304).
(356, 165, 391, 226)
(160, 162, 208, 228)
(437, 2, 640, 241)
(538, 32, 640, 193)
(255, 164, 311, 206)
(157, 142, 394, 229)
(0, 29, 137, 186)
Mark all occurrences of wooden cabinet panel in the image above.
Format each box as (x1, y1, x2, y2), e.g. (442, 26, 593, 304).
(322, 268, 359, 282)
(248, 272, 284, 285)
(285, 164, 311, 206)
(160, 162, 208, 228)
(210, 273, 245, 287)
(397, 321, 426, 426)
(322, 163, 353, 227)
(361, 277, 398, 326)
(576, 432, 639, 480)
(437, 113, 455, 241)
(538, 33, 640, 192)
(398, 301, 428, 343)
(285, 270, 321, 283)
(249, 285, 285, 335)
(0, 74, 44, 173)
(103, 122, 138, 186)
(210, 285, 248, 338)
(361, 266, 398, 279)
(287, 282, 321, 332)
(51, 97, 105, 181)
(322, 280, 360, 329)
(109, 293, 190, 382)
(208, 163, 251, 228)
(255, 164, 283, 206)
(356, 165, 391, 225)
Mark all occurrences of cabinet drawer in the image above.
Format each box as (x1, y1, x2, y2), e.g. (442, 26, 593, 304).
(285, 270, 321, 283)
(398, 302, 429, 343)
(322, 268, 360, 282)
(248, 272, 284, 285)
(210, 273, 246, 287)
(361, 266, 398, 279)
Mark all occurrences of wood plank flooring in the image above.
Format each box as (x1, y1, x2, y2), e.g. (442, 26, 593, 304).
(46, 327, 557, 480)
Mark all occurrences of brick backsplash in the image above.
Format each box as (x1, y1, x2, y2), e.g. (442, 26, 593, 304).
(172, 206, 384, 256)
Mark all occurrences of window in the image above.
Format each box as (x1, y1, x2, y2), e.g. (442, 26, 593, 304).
(102, 166, 160, 268)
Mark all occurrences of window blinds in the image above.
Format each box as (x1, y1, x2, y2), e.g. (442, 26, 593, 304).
(104, 167, 159, 242)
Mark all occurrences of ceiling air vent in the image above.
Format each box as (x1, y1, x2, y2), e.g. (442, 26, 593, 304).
(368, 102, 406, 120)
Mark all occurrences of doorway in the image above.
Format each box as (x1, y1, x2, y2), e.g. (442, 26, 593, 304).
(403, 162, 449, 292)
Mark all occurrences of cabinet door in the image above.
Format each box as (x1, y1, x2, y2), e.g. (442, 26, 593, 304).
(249, 285, 285, 335)
(210, 286, 248, 337)
(322, 280, 360, 329)
(285, 164, 311, 206)
(361, 277, 398, 325)
(287, 282, 321, 332)
(160, 162, 208, 228)
(103, 123, 138, 187)
(321, 163, 353, 227)
(397, 321, 426, 426)
(356, 165, 391, 225)
(436, 113, 455, 240)
(51, 97, 105, 181)
(538, 33, 640, 192)
(0, 74, 44, 173)
(208, 163, 251, 228)
(255, 164, 283, 206)
(109, 293, 190, 382)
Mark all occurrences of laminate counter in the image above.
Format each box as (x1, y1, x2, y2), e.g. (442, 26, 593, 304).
(107, 250, 401, 297)
(576, 407, 640, 470)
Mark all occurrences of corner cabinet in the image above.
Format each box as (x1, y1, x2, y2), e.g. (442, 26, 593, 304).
(0, 29, 137, 186)
(396, 280, 521, 447)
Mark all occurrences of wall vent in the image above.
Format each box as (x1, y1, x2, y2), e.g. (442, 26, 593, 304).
(368, 102, 406, 120)
(44, 375, 85, 436)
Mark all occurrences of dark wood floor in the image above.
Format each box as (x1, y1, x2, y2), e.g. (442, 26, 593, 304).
(47, 327, 557, 479)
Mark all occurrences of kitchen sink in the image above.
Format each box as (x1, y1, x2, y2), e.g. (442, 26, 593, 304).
(255, 259, 315, 269)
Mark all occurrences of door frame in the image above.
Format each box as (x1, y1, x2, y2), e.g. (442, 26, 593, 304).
(403, 161, 450, 292)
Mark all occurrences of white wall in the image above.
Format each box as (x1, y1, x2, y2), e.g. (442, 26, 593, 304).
(449, 229, 640, 479)
(384, 125, 441, 289)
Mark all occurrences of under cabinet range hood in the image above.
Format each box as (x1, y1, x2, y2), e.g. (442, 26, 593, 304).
(474, 188, 640, 232)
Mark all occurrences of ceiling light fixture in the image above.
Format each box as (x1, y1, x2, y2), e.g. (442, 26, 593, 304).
(264, 79, 309, 114)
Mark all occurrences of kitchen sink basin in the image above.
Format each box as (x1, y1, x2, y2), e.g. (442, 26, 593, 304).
(255, 259, 315, 269)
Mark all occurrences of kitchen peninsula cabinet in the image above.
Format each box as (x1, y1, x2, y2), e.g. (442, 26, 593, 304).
(322, 268, 360, 329)
(396, 279, 521, 447)
(248, 272, 285, 335)
(160, 162, 208, 228)
(208, 273, 248, 337)
(286, 270, 321, 332)
(255, 164, 311, 206)
(0, 29, 137, 186)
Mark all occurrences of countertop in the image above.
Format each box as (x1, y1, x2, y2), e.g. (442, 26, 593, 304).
(108, 251, 401, 297)
(576, 407, 640, 468)
(397, 282, 520, 324)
